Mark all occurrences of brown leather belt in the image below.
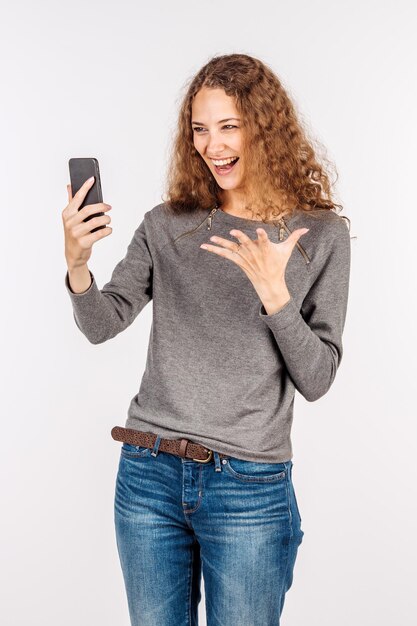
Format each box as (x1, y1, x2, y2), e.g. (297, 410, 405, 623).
(111, 426, 229, 463)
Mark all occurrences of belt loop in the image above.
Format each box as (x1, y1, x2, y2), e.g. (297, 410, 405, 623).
(151, 435, 162, 457)
(213, 451, 222, 472)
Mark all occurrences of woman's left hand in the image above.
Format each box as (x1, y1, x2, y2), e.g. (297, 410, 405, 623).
(200, 227, 309, 314)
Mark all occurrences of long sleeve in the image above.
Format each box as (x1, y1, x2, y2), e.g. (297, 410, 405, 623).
(64, 218, 153, 344)
(258, 217, 351, 402)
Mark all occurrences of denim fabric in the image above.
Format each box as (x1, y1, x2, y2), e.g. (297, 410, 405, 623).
(114, 439, 304, 626)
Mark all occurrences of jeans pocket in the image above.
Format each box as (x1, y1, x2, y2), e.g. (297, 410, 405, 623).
(223, 457, 288, 483)
(120, 442, 150, 458)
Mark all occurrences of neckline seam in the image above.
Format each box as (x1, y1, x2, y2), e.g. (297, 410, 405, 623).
(213, 206, 282, 226)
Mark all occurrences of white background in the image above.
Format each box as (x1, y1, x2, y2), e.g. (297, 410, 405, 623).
(1, 1, 416, 624)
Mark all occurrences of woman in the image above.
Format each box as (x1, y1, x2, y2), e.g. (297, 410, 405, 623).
(63, 53, 351, 626)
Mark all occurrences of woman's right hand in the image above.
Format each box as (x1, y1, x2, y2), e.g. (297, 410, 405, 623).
(62, 176, 113, 271)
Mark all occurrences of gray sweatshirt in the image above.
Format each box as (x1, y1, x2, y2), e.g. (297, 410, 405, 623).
(64, 203, 351, 462)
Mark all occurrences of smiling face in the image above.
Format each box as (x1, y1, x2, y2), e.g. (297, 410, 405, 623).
(191, 87, 246, 198)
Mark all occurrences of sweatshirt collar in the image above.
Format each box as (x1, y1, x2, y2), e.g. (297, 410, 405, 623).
(212, 204, 298, 229)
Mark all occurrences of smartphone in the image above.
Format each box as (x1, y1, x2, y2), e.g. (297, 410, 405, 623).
(68, 157, 105, 233)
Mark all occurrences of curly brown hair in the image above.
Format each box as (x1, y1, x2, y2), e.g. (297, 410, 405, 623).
(162, 53, 348, 226)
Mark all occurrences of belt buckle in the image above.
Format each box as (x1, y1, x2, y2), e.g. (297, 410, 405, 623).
(192, 449, 213, 463)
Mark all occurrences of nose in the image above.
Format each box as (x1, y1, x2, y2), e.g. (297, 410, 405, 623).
(206, 131, 225, 155)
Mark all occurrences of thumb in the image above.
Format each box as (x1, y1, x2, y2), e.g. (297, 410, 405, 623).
(288, 228, 309, 244)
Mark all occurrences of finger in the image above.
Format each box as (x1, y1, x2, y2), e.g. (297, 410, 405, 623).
(285, 228, 309, 246)
(199, 241, 246, 267)
(67, 176, 95, 216)
(67, 184, 72, 203)
(206, 233, 249, 256)
(255, 228, 270, 244)
(229, 229, 253, 245)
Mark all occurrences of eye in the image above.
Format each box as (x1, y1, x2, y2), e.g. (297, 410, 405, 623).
(192, 125, 238, 133)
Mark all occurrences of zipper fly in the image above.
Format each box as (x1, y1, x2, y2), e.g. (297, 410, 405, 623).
(173, 207, 310, 265)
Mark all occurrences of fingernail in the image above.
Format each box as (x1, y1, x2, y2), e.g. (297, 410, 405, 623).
(87, 176, 94, 183)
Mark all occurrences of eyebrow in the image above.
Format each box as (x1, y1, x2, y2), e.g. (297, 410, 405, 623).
(191, 117, 241, 125)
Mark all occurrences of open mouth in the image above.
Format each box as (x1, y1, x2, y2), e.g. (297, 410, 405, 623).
(213, 157, 239, 175)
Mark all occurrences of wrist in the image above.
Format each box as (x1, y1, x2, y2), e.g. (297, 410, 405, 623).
(259, 281, 291, 316)
(67, 261, 88, 274)
(66, 264, 92, 294)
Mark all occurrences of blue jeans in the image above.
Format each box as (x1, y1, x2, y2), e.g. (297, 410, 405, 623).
(114, 437, 304, 626)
